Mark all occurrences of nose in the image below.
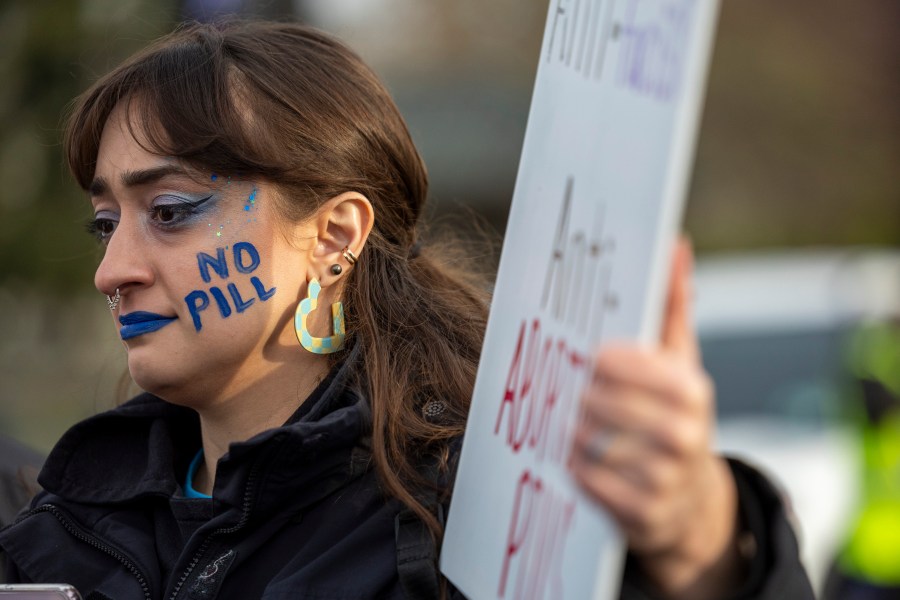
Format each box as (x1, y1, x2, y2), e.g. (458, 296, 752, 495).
(94, 217, 155, 299)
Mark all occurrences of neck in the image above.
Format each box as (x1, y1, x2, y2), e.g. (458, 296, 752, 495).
(190, 354, 330, 496)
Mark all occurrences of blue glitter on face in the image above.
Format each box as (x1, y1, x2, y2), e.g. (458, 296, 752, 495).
(243, 187, 258, 212)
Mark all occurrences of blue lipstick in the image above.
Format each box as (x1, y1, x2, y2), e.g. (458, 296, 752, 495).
(119, 311, 178, 340)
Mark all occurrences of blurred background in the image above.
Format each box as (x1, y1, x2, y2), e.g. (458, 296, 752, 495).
(0, 0, 897, 595)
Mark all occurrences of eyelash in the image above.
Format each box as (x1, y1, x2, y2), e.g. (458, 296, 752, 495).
(85, 217, 117, 244)
(149, 194, 212, 229)
(86, 194, 213, 244)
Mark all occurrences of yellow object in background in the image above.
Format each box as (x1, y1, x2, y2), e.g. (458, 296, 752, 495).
(837, 325, 900, 585)
(838, 412, 900, 585)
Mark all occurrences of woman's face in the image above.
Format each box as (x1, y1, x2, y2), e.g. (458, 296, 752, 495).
(91, 105, 318, 402)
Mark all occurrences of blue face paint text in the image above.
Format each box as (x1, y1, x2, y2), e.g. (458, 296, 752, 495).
(185, 241, 276, 331)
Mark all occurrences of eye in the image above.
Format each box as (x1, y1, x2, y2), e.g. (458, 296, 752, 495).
(148, 194, 212, 228)
(152, 204, 180, 223)
(85, 212, 119, 244)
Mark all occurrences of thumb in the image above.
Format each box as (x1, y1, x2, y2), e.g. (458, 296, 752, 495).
(661, 236, 700, 365)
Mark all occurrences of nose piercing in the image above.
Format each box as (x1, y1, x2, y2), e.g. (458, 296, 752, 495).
(106, 289, 120, 311)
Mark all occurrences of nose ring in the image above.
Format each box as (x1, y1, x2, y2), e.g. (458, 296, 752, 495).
(106, 289, 120, 311)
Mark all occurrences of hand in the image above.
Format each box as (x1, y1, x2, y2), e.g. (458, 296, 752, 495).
(570, 238, 746, 599)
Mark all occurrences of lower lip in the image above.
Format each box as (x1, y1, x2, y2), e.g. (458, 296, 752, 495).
(120, 318, 177, 340)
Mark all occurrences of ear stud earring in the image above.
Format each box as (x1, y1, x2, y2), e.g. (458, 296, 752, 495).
(330, 264, 343, 276)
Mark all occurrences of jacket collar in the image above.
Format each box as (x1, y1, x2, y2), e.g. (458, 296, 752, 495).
(38, 347, 371, 509)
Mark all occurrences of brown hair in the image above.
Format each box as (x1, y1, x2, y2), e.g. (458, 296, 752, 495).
(65, 21, 489, 545)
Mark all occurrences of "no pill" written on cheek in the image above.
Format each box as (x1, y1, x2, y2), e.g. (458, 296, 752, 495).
(184, 241, 276, 331)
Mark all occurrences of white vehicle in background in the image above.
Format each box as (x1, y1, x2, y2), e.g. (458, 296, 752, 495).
(693, 247, 900, 593)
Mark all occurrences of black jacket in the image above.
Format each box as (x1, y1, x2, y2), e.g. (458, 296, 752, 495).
(1, 358, 814, 599)
(0, 435, 43, 529)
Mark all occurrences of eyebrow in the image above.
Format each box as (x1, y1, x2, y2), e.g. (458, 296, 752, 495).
(89, 165, 192, 197)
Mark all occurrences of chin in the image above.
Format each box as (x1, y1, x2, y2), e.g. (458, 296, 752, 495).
(126, 351, 191, 402)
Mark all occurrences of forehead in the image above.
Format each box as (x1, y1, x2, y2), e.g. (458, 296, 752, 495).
(91, 105, 209, 198)
(95, 104, 163, 174)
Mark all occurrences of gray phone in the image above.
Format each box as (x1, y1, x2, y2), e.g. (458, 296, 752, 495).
(0, 585, 82, 600)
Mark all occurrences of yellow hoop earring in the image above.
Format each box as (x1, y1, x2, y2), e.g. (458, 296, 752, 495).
(294, 278, 346, 354)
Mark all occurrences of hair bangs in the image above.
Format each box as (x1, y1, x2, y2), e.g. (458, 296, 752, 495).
(65, 24, 281, 191)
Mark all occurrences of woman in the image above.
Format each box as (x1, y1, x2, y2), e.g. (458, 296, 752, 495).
(0, 21, 812, 600)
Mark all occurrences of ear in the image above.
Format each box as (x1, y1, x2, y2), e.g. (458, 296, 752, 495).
(305, 191, 374, 285)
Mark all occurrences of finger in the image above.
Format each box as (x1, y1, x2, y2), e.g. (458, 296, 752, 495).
(571, 447, 646, 507)
(590, 346, 713, 414)
(580, 381, 678, 441)
(661, 236, 700, 365)
(572, 425, 682, 492)
(571, 457, 673, 545)
(575, 394, 705, 460)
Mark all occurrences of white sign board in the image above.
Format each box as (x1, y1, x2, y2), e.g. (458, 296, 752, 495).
(441, 0, 720, 598)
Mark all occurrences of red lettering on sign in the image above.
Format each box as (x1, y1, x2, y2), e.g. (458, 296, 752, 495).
(498, 469, 577, 599)
(494, 318, 588, 465)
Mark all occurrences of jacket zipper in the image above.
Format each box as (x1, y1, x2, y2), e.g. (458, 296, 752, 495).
(20, 504, 153, 600)
(167, 461, 261, 600)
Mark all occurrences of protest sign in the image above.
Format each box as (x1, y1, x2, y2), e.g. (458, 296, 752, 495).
(440, 0, 721, 598)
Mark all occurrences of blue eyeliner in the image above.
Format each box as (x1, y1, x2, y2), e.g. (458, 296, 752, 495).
(119, 311, 178, 340)
(150, 193, 218, 229)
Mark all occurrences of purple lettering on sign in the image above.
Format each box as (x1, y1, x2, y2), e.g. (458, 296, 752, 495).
(544, 0, 694, 97)
(616, 0, 693, 101)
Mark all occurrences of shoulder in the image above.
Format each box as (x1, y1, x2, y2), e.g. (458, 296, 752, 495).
(34, 393, 199, 505)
